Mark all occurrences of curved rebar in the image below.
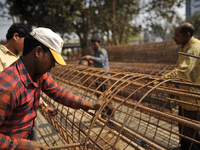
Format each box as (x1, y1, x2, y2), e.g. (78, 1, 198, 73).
(40, 64, 200, 150)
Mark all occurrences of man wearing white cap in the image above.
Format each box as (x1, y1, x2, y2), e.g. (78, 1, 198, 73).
(0, 27, 101, 149)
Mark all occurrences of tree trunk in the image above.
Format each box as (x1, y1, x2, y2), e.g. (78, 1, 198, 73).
(119, 13, 128, 45)
(111, 0, 119, 45)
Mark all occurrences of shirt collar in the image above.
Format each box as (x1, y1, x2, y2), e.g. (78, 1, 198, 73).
(16, 57, 39, 88)
(0, 44, 18, 57)
(182, 37, 195, 52)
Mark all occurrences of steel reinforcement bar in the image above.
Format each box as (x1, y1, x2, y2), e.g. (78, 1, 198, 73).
(40, 64, 200, 150)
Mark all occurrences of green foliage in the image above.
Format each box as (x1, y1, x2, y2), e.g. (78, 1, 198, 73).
(89, 0, 141, 45)
(139, 0, 185, 41)
(7, 0, 73, 35)
(5, 0, 185, 52)
(0, 0, 10, 18)
(186, 12, 200, 37)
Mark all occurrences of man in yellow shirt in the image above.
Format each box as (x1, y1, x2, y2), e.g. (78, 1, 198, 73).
(0, 23, 56, 140)
(163, 22, 200, 150)
(0, 23, 30, 71)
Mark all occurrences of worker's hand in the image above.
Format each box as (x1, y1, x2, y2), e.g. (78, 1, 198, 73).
(29, 141, 47, 150)
(82, 92, 110, 111)
(82, 102, 101, 111)
(44, 106, 57, 116)
(91, 102, 102, 110)
(82, 55, 92, 60)
(82, 91, 112, 112)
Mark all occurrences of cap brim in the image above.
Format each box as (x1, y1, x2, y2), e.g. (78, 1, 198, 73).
(49, 48, 66, 65)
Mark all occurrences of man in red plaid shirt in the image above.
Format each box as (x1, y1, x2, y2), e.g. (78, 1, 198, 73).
(0, 27, 101, 149)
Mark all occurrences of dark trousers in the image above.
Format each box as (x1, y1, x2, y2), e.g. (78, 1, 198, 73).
(95, 78, 114, 119)
(96, 80, 106, 98)
(95, 75, 111, 98)
(179, 106, 200, 150)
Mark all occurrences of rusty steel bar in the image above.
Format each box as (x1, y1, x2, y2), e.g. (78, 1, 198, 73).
(39, 64, 200, 150)
(65, 61, 176, 76)
(178, 51, 200, 59)
(48, 142, 89, 150)
(109, 62, 175, 76)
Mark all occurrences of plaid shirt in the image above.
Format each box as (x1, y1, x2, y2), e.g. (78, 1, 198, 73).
(0, 58, 88, 149)
(163, 37, 200, 110)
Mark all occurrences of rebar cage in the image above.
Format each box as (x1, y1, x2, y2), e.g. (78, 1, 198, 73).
(40, 64, 200, 150)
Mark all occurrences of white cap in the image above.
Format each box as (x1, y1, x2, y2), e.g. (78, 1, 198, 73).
(30, 27, 66, 65)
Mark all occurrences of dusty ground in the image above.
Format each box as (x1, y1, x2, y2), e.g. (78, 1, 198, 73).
(36, 111, 67, 148)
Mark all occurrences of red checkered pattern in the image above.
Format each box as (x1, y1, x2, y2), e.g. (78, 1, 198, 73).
(0, 58, 88, 149)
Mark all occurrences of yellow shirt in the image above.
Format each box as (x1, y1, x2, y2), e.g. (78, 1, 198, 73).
(0, 44, 19, 72)
(163, 37, 200, 110)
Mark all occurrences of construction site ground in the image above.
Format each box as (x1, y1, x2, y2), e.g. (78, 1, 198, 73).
(36, 110, 67, 148)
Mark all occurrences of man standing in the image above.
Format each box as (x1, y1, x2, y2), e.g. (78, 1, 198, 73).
(83, 37, 110, 70)
(0, 23, 30, 71)
(163, 22, 200, 150)
(82, 37, 113, 120)
(0, 27, 101, 149)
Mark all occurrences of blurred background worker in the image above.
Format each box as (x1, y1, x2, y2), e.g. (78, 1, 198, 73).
(82, 37, 113, 120)
(82, 36, 110, 96)
(82, 37, 110, 70)
(0, 23, 30, 71)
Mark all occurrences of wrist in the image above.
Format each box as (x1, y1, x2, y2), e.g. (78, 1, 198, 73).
(40, 102, 49, 111)
(41, 105, 47, 111)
